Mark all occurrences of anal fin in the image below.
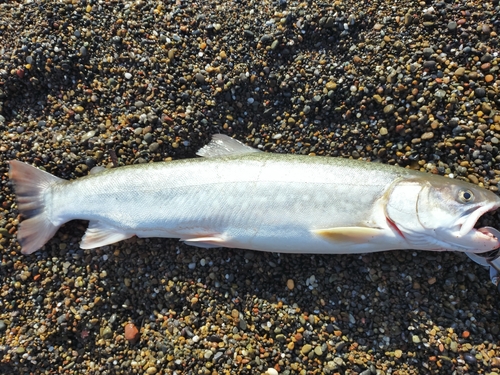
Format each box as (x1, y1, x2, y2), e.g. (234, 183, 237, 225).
(80, 221, 134, 249)
(181, 234, 230, 249)
(312, 227, 385, 244)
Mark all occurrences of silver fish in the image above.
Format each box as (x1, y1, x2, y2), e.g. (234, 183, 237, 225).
(9, 135, 500, 257)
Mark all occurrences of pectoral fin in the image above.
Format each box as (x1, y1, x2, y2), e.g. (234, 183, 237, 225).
(80, 221, 134, 249)
(312, 227, 385, 244)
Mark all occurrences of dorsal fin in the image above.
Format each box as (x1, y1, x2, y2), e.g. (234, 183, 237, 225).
(196, 134, 261, 158)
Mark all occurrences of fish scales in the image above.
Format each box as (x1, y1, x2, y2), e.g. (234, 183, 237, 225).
(52, 155, 399, 247)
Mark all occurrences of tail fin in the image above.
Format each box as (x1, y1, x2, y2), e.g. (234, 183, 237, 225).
(9, 161, 63, 254)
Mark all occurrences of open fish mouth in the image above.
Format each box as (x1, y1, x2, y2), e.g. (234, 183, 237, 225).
(461, 201, 500, 238)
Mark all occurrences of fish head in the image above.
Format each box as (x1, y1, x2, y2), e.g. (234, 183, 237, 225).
(386, 175, 500, 253)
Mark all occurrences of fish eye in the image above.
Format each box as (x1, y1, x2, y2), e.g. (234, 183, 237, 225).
(459, 189, 474, 203)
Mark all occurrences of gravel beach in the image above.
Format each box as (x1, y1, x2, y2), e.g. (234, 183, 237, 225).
(1, 0, 500, 374)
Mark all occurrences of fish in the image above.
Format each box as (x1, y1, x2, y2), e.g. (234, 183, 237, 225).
(8, 134, 500, 256)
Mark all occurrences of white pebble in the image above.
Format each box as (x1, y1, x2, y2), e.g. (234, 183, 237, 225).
(266, 368, 278, 375)
(124, 72, 132, 79)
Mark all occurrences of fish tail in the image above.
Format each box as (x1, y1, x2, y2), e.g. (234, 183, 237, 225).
(9, 161, 63, 254)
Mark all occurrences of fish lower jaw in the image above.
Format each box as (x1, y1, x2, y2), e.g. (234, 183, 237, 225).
(460, 226, 500, 253)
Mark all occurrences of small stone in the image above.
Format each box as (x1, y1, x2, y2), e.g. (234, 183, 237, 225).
(450, 341, 458, 353)
(423, 47, 434, 58)
(125, 323, 140, 343)
(468, 175, 479, 184)
(474, 88, 486, 98)
(491, 357, 500, 368)
(373, 94, 383, 104)
(434, 89, 446, 99)
(286, 279, 295, 290)
(325, 81, 337, 90)
(404, 13, 412, 26)
(423, 60, 436, 70)
(124, 72, 132, 79)
(101, 326, 113, 339)
(454, 67, 465, 77)
(149, 142, 160, 152)
(239, 319, 247, 330)
(412, 335, 421, 344)
(266, 368, 278, 375)
(481, 62, 491, 71)
(301, 344, 312, 354)
(379, 127, 388, 136)
(146, 367, 157, 374)
(394, 349, 403, 358)
(421, 132, 434, 140)
(314, 345, 323, 356)
(0, 321, 5, 332)
(480, 103, 492, 115)
(448, 21, 457, 31)
(464, 353, 477, 364)
(485, 74, 494, 83)
(195, 73, 206, 84)
(383, 105, 395, 114)
(74, 105, 84, 114)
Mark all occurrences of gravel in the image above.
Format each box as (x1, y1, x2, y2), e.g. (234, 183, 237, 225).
(1, 0, 500, 374)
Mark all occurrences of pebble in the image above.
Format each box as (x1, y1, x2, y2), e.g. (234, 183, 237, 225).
(124, 323, 140, 343)
(421, 132, 434, 140)
(383, 105, 395, 114)
(301, 344, 312, 354)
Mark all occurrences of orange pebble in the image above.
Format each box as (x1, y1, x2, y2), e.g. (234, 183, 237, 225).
(462, 330, 470, 338)
(124, 323, 140, 343)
